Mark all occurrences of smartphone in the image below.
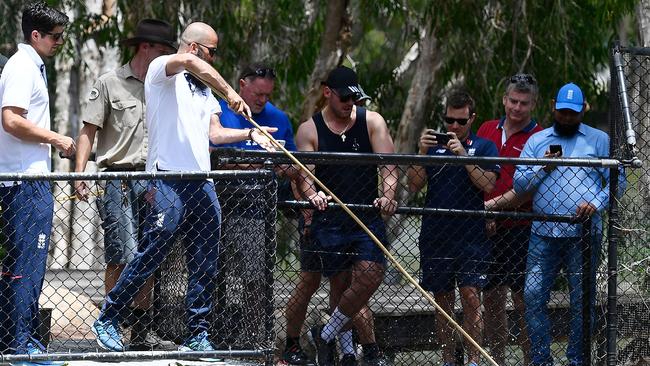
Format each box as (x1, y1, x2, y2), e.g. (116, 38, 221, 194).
(549, 144, 562, 155)
(427, 131, 451, 145)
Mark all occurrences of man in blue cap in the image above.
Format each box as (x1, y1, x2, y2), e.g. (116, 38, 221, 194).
(513, 83, 613, 366)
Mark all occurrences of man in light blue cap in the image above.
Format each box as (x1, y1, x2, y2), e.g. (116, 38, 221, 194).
(513, 82, 620, 366)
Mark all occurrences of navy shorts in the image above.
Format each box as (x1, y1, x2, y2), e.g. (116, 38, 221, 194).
(299, 223, 322, 273)
(310, 218, 387, 278)
(419, 239, 489, 293)
(484, 225, 531, 292)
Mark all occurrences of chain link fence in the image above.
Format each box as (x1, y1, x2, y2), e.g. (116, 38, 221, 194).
(213, 149, 620, 366)
(1, 170, 277, 365)
(0, 149, 631, 366)
(1, 46, 647, 364)
(609, 44, 650, 366)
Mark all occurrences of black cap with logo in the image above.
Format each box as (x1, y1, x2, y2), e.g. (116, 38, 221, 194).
(323, 66, 371, 102)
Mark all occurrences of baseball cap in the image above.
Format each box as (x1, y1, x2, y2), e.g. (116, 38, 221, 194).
(356, 86, 371, 103)
(323, 66, 365, 100)
(555, 82, 584, 112)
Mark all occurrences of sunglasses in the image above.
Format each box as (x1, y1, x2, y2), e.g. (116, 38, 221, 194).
(509, 73, 536, 85)
(40, 30, 64, 42)
(443, 116, 470, 126)
(242, 68, 276, 79)
(331, 89, 361, 103)
(193, 41, 218, 57)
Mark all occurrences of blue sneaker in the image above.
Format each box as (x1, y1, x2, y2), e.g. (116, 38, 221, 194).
(92, 318, 124, 351)
(10, 338, 64, 365)
(179, 331, 222, 362)
(179, 331, 214, 352)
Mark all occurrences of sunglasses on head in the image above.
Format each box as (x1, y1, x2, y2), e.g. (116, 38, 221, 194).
(40, 30, 64, 42)
(443, 116, 470, 125)
(242, 68, 276, 79)
(331, 89, 361, 103)
(509, 73, 536, 85)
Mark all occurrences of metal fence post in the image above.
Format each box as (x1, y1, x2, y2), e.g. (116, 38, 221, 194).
(582, 217, 593, 366)
(262, 160, 278, 366)
(606, 166, 621, 366)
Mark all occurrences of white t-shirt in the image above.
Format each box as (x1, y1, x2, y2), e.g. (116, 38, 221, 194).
(144, 55, 221, 172)
(0, 44, 51, 174)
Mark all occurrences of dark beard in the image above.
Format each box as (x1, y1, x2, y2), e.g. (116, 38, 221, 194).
(553, 121, 580, 136)
(184, 72, 207, 92)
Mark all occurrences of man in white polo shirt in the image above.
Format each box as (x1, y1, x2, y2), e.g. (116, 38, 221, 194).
(92, 21, 275, 353)
(0, 1, 75, 363)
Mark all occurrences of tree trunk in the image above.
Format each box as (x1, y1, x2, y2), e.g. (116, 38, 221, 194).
(384, 21, 443, 283)
(636, 0, 650, 46)
(298, 0, 351, 123)
(393, 23, 442, 154)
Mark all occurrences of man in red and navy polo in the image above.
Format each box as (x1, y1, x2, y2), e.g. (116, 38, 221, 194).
(477, 73, 543, 366)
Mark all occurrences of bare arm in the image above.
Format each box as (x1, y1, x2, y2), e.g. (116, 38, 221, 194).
(295, 120, 330, 210)
(208, 114, 276, 148)
(465, 165, 497, 193)
(446, 132, 496, 193)
(73, 123, 98, 200)
(367, 111, 397, 215)
(2, 106, 75, 156)
(407, 130, 433, 193)
(485, 188, 534, 210)
(163, 53, 251, 117)
(75, 123, 98, 172)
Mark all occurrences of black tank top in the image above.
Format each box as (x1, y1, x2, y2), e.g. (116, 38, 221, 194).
(313, 107, 379, 225)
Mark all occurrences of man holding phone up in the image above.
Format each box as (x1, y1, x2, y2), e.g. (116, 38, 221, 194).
(408, 89, 499, 366)
(514, 83, 615, 366)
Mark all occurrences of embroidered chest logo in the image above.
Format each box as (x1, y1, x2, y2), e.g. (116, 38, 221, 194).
(37, 233, 47, 249)
(468, 148, 476, 156)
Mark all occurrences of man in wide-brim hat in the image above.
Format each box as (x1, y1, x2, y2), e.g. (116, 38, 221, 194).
(74, 18, 177, 351)
(121, 18, 177, 50)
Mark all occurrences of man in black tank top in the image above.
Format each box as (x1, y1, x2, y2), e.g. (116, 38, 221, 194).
(283, 66, 397, 366)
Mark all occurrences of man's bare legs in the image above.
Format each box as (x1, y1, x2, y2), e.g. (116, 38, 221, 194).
(435, 287, 483, 365)
(286, 271, 322, 339)
(485, 285, 530, 365)
(484, 286, 507, 365)
(435, 291, 457, 364)
(460, 286, 483, 365)
(330, 270, 377, 351)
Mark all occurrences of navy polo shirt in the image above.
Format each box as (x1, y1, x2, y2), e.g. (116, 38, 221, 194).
(420, 132, 499, 246)
(213, 99, 297, 151)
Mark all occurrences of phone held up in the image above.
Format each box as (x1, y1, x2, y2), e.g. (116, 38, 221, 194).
(427, 130, 451, 145)
(549, 144, 562, 156)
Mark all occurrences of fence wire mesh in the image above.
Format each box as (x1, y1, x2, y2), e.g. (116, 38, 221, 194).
(212, 149, 618, 366)
(609, 45, 650, 366)
(2, 46, 648, 364)
(0, 171, 276, 365)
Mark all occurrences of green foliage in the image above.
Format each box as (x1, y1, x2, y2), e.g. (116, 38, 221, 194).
(0, 0, 638, 135)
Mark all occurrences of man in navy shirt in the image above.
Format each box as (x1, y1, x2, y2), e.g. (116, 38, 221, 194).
(213, 62, 296, 151)
(408, 89, 499, 366)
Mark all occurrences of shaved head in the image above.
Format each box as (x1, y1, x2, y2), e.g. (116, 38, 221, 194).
(180, 22, 218, 49)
